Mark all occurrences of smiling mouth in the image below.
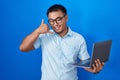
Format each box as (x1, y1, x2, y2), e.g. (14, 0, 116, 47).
(54, 25, 61, 30)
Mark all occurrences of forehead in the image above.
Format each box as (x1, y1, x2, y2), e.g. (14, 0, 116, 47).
(48, 10, 64, 19)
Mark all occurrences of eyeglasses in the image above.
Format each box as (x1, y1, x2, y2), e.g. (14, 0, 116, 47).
(48, 14, 66, 25)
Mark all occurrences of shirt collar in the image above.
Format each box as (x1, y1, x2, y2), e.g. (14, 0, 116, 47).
(66, 27, 73, 37)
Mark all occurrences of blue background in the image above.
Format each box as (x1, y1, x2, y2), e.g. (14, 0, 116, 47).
(0, 0, 120, 80)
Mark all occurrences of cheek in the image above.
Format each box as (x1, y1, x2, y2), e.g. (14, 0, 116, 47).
(62, 22, 67, 27)
(61, 20, 66, 26)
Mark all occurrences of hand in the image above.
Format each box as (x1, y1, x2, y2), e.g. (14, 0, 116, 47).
(84, 59, 104, 74)
(36, 19, 53, 34)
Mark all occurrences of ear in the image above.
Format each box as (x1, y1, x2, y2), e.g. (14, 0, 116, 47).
(65, 15, 68, 22)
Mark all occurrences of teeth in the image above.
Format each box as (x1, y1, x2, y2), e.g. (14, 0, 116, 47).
(56, 26, 59, 30)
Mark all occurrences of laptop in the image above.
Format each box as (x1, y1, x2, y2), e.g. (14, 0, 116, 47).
(73, 40, 112, 68)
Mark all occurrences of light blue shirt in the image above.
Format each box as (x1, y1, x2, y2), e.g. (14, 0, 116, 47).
(34, 27, 90, 80)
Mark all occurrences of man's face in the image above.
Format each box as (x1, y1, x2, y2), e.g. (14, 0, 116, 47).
(48, 10, 68, 35)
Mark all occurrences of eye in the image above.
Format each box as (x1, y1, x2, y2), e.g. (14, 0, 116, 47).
(49, 20, 54, 23)
(56, 17, 61, 21)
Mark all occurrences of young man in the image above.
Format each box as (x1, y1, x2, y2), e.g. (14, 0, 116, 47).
(20, 4, 104, 80)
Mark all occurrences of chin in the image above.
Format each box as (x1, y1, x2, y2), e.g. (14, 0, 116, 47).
(55, 30, 62, 34)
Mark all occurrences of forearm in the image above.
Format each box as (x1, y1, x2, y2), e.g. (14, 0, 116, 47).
(19, 28, 41, 52)
(19, 19, 51, 52)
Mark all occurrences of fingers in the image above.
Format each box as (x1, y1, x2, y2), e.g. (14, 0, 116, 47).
(102, 62, 105, 66)
(39, 19, 54, 34)
(92, 64, 96, 73)
(97, 59, 104, 70)
(95, 59, 101, 72)
(85, 59, 104, 74)
(41, 19, 44, 24)
(92, 59, 104, 74)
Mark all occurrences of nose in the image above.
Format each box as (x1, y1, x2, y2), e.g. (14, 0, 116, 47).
(53, 21, 58, 26)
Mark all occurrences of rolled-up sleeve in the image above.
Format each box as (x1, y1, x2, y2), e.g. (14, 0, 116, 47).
(78, 38, 90, 60)
(33, 34, 44, 49)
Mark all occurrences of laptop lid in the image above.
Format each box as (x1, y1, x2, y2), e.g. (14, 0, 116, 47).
(73, 40, 112, 68)
(90, 40, 112, 67)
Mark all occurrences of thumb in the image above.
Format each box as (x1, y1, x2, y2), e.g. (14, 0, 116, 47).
(41, 19, 44, 24)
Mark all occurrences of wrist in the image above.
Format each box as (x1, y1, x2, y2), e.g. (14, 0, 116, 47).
(34, 29, 42, 34)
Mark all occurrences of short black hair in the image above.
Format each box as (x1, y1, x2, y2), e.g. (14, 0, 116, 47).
(47, 4, 67, 16)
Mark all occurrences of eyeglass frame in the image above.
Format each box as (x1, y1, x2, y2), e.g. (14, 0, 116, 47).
(48, 14, 66, 25)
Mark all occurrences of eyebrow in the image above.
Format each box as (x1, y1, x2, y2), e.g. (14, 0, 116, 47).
(48, 16, 62, 20)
